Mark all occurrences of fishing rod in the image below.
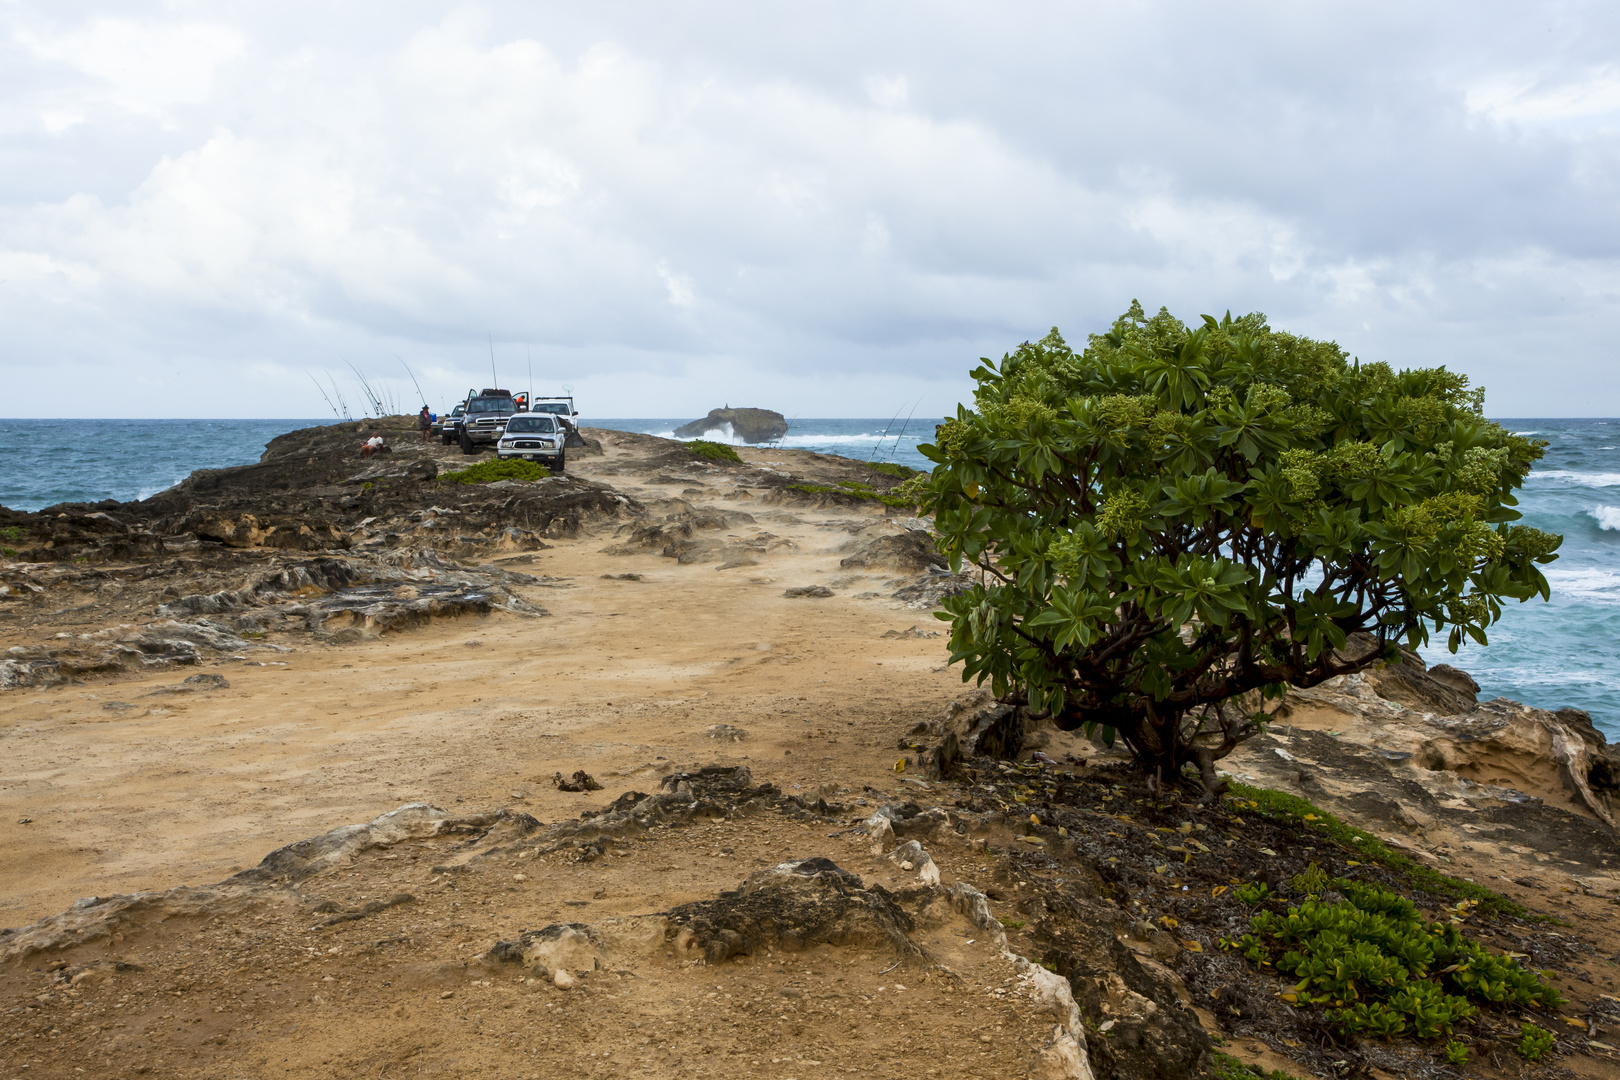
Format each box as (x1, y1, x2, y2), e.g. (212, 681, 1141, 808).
(868, 405, 905, 461)
(396, 355, 427, 408)
(527, 347, 533, 405)
(307, 371, 341, 419)
(325, 373, 352, 420)
(886, 396, 923, 461)
(488, 332, 498, 388)
(344, 360, 385, 417)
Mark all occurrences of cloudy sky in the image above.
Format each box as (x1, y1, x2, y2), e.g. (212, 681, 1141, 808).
(2, 1, 1616, 419)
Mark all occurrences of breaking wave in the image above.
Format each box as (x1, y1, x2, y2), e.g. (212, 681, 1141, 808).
(1527, 470, 1620, 488)
(1590, 506, 1620, 531)
(1543, 566, 1620, 603)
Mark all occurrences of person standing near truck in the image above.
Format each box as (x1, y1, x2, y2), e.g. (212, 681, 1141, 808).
(417, 405, 432, 442)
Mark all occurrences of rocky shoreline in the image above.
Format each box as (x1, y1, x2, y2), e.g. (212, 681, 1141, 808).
(3, 420, 1620, 1080)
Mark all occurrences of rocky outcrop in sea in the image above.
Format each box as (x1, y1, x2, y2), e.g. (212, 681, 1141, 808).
(673, 407, 789, 444)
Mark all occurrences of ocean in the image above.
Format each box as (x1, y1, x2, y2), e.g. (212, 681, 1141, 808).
(0, 416, 1612, 735)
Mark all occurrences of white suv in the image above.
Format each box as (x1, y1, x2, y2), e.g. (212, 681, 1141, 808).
(497, 413, 566, 470)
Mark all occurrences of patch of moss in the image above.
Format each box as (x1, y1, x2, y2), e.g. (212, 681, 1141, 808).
(867, 461, 922, 479)
(1211, 1052, 1302, 1080)
(0, 547, 18, 559)
(1225, 781, 1527, 918)
(0, 526, 24, 541)
(441, 459, 552, 484)
(687, 439, 742, 463)
(788, 482, 916, 510)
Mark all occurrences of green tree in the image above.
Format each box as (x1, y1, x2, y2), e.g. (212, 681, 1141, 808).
(920, 303, 1559, 789)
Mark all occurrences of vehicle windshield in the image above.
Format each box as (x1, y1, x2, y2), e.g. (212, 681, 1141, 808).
(450, 405, 464, 416)
(467, 398, 516, 414)
(504, 416, 557, 433)
(531, 402, 572, 415)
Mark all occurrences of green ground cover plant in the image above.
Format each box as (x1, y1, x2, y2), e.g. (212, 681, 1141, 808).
(788, 479, 918, 509)
(1226, 781, 1527, 917)
(441, 459, 551, 484)
(0, 526, 24, 541)
(1227, 864, 1560, 1043)
(867, 461, 922, 479)
(687, 439, 743, 463)
(1518, 1022, 1555, 1061)
(1210, 1052, 1301, 1080)
(920, 302, 1560, 784)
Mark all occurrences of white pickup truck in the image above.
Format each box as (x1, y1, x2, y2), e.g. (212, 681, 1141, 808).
(497, 413, 566, 471)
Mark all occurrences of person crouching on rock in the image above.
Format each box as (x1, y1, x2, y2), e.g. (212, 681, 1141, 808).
(418, 405, 432, 442)
(361, 431, 387, 457)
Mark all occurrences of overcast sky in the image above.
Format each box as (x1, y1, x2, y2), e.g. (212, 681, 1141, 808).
(2, 2, 1616, 419)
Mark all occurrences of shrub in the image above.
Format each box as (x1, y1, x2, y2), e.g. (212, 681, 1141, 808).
(442, 459, 551, 484)
(688, 439, 743, 463)
(1517, 1022, 1555, 1061)
(0, 526, 23, 541)
(868, 461, 922, 479)
(1442, 1040, 1468, 1066)
(1229, 869, 1560, 1043)
(921, 303, 1559, 784)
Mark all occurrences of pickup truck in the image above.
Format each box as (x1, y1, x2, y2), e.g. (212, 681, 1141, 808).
(528, 396, 588, 448)
(433, 404, 465, 443)
(497, 413, 566, 470)
(455, 389, 522, 454)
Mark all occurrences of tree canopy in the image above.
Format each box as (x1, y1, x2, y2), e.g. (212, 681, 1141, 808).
(919, 302, 1560, 787)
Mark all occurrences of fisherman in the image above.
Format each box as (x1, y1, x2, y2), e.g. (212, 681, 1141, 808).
(417, 405, 432, 442)
(361, 430, 387, 458)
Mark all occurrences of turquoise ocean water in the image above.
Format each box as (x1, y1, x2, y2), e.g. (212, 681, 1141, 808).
(0, 417, 1612, 734)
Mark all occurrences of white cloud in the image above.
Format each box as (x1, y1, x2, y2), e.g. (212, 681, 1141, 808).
(1466, 66, 1620, 128)
(14, 17, 243, 122)
(0, 2, 1618, 417)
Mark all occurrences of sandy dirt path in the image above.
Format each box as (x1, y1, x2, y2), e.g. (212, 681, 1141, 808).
(0, 440, 963, 927)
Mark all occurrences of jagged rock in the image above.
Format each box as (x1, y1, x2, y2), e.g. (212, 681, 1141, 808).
(784, 585, 833, 598)
(554, 770, 604, 792)
(1271, 657, 1620, 829)
(666, 857, 923, 962)
(840, 531, 946, 574)
(341, 459, 439, 486)
(893, 570, 973, 609)
(1364, 648, 1481, 715)
(0, 803, 537, 962)
(884, 840, 941, 885)
(485, 923, 606, 979)
(1, 619, 280, 688)
(144, 673, 230, 696)
(673, 408, 789, 444)
(533, 767, 781, 853)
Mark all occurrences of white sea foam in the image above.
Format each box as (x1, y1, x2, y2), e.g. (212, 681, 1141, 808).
(1528, 470, 1620, 487)
(1543, 566, 1620, 603)
(1590, 506, 1620, 531)
(656, 427, 924, 449)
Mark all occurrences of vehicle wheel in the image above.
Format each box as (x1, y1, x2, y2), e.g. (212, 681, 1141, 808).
(554, 452, 565, 472)
(458, 426, 476, 455)
(442, 432, 454, 445)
